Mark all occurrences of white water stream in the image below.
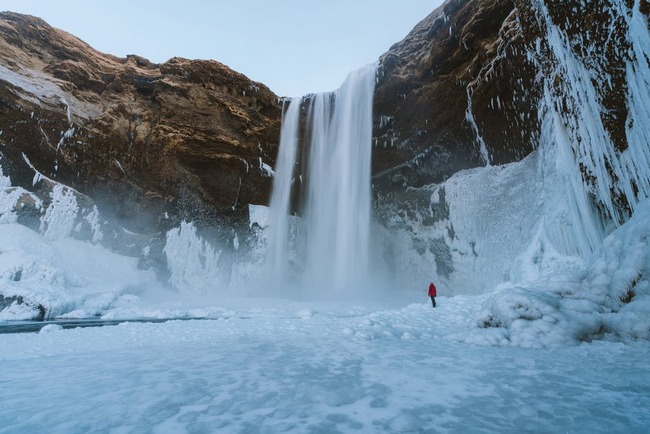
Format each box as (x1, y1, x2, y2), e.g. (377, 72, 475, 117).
(267, 64, 376, 291)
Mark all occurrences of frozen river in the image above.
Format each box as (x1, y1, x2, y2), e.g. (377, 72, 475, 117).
(1, 297, 648, 433)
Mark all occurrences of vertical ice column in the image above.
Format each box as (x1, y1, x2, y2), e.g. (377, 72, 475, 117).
(534, 0, 650, 228)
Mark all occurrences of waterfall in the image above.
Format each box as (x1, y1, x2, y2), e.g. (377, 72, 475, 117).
(267, 64, 377, 291)
(266, 97, 301, 281)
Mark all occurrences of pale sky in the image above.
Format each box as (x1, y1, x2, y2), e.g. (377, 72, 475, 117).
(1, 1, 444, 96)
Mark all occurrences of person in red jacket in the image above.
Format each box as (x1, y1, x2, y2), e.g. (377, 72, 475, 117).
(428, 282, 437, 308)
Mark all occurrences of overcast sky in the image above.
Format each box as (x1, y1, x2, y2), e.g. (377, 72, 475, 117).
(2, 1, 444, 96)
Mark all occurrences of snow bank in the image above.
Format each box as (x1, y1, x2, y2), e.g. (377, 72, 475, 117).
(472, 200, 650, 347)
(0, 163, 159, 320)
(0, 224, 159, 320)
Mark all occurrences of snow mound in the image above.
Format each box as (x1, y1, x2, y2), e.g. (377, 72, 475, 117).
(472, 200, 650, 347)
(39, 324, 63, 334)
(389, 413, 424, 432)
(0, 224, 159, 320)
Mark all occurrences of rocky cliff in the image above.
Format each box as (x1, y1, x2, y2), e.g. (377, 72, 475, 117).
(1, 2, 648, 283)
(373, 0, 538, 191)
(372, 0, 649, 296)
(373, 0, 649, 229)
(0, 12, 280, 241)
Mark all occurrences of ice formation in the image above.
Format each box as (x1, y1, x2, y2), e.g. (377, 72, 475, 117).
(163, 221, 224, 293)
(0, 2, 648, 348)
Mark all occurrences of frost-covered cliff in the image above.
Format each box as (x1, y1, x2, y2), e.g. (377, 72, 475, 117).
(377, 0, 650, 344)
(375, 0, 649, 282)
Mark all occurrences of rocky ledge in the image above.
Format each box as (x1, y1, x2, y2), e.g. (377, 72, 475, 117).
(0, 12, 281, 238)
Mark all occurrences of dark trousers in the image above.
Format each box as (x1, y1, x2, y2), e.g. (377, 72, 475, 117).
(430, 296, 436, 308)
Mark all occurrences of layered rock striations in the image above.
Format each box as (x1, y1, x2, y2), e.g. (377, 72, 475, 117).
(0, 12, 280, 240)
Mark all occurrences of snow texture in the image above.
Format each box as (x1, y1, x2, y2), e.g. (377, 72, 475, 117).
(474, 199, 650, 347)
(0, 299, 648, 433)
(1, 4, 650, 430)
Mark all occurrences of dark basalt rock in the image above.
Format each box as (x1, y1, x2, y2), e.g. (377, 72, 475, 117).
(0, 294, 46, 321)
(372, 0, 539, 197)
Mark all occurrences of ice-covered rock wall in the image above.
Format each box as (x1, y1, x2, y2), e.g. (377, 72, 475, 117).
(380, 0, 650, 297)
(1, 155, 104, 244)
(1, 152, 244, 320)
(528, 0, 650, 227)
(0, 159, 160, 320)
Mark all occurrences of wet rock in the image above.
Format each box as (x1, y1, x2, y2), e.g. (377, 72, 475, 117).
(0, 294, 46, 321)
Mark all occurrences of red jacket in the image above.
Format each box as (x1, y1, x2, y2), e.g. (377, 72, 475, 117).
(428, 283, 437, 297)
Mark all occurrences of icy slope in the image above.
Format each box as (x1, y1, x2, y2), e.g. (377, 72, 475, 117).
(0, 223, 159, 320)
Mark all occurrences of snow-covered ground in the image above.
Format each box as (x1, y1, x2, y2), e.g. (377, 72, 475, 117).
(2, 297, 649, 434)
(3, 168, 648, 432)
(2, 3, 650, 428)
(1, 186, 649, 432)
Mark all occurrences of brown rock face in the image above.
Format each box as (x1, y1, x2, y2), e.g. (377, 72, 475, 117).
(372, 0, 539, 194)
(0, 12, 280, 235)
(372, 0, 649, 228)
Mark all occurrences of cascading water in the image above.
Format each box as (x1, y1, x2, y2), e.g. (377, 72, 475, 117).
(266, 97, 301, 281)
(267, 64, 377, 291)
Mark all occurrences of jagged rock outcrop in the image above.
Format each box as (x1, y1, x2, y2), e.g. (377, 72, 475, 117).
(373, 0, 538, 193)
(0, 12, 281, 238)
(373, 0, 649, 228)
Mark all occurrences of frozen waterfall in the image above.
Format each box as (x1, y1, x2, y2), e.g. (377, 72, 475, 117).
(267, 64, 377, 291)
